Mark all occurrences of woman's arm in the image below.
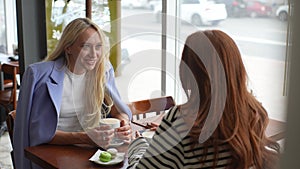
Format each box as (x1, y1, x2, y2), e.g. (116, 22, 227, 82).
(127, 106, 184, 169)
(110, 104, 130, 121)
(105, 62, 133, 142)
(13, 66, 37, 169)
(105, 62, 132, 120)
(110, 105, 132, 143)
(49, 125, 114, 148)
(48, 130, 94, 145)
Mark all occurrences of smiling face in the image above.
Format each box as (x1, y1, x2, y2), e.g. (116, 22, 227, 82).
(66, 27, 102, 74)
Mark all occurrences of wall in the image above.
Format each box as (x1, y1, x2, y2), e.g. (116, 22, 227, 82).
(279, 0, 300, 168)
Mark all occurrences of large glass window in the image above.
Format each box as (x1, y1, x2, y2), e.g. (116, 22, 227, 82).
(46, 0, 112, 55)
(46, 0, 289, 123)
(46, 0, 87, 54)
(178, 0, 289, 122)
(174, 0, 288, 122)
(0, 0, 7, 53)
(116, 0, 289, 123)
(0, 0, 17, 55)
(117, 2, 163, 103)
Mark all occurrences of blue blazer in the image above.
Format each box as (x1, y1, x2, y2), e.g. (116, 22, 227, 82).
(13, 57, 132, 169)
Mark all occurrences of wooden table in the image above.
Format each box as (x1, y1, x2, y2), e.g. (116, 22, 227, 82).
(24, 116, 285, 169)
(24, 122, 143, 169)
(25, 145, 128, 169)
(266, 118, 286, 141)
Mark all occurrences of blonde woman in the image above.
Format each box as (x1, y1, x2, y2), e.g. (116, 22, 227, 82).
(13, 18, 132, 169)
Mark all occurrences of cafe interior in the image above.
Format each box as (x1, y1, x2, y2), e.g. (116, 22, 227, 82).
(0, 0, 299, 168)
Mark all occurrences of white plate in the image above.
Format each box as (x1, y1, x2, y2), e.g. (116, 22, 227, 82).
(142, 130, 155, 138)
(89, 149, 125, 165)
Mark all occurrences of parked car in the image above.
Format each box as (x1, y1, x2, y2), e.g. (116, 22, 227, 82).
(154, 0, 227, 26)
(229, 0, 247, 17)
(215, 0, 247, 17)
(276, 4, 288, 21)
(245, 0, 272, 18)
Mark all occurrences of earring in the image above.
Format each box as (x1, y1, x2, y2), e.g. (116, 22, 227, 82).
(185, 89, 191, 99)
(187, 89, 191, 99)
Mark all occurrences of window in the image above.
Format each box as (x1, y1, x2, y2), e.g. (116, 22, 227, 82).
(46, 0, 111, 55)
(118, 2, 163, 102)
(174, 0, 288, 122)
(0, 0, 6, 53)
(0, 0, 17, 55)
(46, 0, 87, 54)
(46, 0, 289, 123)
(116, 0, 289, 123)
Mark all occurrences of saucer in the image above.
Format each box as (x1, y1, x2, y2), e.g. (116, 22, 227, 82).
(89, 150, 125, 165)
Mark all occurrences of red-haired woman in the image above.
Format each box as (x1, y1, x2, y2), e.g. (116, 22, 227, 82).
(128, 30, 280, 169)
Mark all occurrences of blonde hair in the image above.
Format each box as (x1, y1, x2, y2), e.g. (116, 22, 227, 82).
(45, 18, 110, 127)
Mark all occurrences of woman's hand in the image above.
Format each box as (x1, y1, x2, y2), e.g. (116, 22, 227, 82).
(148, 122, 159, 131)
(86, 125, 114, 148)
(132, 130, 142, 140)
(115, 120, 132, 143)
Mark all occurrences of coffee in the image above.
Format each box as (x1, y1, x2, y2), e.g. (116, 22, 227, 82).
(99, 118, 124, 146)
(99, 118, 120, 129)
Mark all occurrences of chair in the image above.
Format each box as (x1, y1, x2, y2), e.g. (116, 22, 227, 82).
(3, 79, 13, 89)
(128, 96, 175, 120)
(0, 63, 18, 115)
(6, 110, 16, 168)
(6, 110, 15, 144)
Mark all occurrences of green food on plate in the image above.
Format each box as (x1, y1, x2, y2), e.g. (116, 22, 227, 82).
(99, 151, 112, 162)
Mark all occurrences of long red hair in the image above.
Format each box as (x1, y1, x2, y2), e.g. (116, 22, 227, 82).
(179, 30, 280, 169)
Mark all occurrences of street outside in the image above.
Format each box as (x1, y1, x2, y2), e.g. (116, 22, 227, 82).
(115, 8, 288, 122)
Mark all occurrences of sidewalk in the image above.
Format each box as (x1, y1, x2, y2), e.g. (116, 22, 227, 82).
(0, 132, 13, 169)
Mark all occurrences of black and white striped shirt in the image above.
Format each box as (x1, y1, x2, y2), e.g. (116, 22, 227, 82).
(128, 106, 232, 169)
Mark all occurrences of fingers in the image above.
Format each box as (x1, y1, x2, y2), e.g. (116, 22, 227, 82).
(120, 119, 126, 127)
(136, 130, 141, 137)
(114, 121, 132, 143)
(131, 131, 141, 140)
(149, 122, 159, 127)
(129, 131, 138, 140)
(149, 127, 157, 131)
(122, 129, 132, 136)
(115, 121, 131, 135)
(97, 124, 112, 130)
(147, 122, 159, 131)
(116, 128, 132, 140)
(122, 130, 133, 144)
(87, 127, 115, 147)
(98, 132, 115, 148)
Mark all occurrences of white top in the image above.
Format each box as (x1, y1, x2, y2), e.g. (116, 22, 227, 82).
(57, 69, 86, 132)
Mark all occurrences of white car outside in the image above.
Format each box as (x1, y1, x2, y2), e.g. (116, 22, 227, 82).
(154, 0, 227, 26)
(276, 5, 289, 21)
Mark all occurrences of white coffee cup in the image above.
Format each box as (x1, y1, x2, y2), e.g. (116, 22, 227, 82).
(99, 118, 120, 129)
(99, 118, 123, 146)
